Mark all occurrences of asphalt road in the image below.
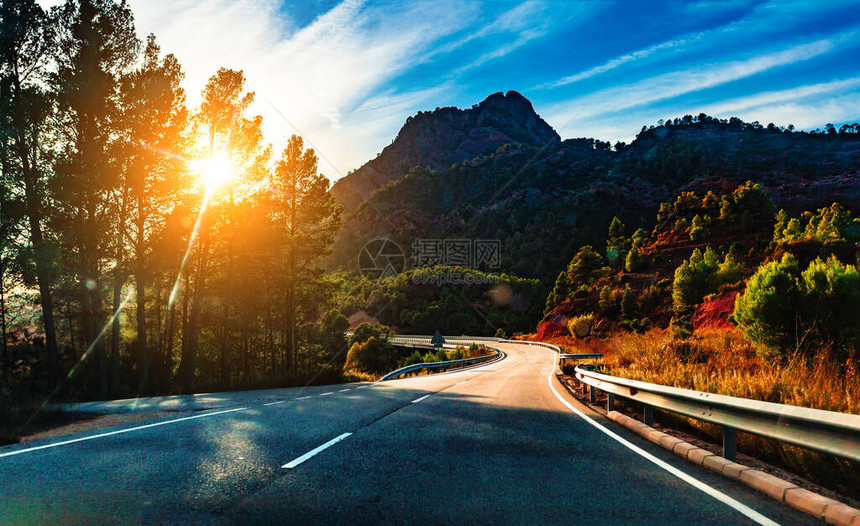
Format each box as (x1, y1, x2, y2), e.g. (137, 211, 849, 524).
(0, 341, 818, 525)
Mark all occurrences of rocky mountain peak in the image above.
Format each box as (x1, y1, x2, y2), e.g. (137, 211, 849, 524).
(330, 91, 559, 211)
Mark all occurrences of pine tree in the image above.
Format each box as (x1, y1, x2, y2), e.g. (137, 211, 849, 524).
(271, 136, 341, 375)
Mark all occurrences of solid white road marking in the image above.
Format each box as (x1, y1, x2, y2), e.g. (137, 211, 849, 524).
(320, 392, 333, 396)
(296, 396, 312, 400)
(263, 401, 287, 406)
(282, 433, 353, 469)
(544, 352, 779, 526)
(0, 407, 248, 459)
(411, 394, 431, 404)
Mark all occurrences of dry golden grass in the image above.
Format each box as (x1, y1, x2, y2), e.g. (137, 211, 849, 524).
(602, 328, 860, 415)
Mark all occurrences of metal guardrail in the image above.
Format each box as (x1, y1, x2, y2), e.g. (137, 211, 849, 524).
(574, 365, 860, 462)
(380, 350, 504, 381)
(382, 335, 505, 380)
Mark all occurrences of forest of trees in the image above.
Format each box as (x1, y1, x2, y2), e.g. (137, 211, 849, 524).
(0, 0, 343, 403)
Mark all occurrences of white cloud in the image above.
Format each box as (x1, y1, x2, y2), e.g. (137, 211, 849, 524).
(544, 37, 840, 129)
(699, 77, 860, 116)
(538, 0, 859, 90)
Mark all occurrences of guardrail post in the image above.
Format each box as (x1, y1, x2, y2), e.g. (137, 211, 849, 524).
(643, 406, 653, 426)
(607, 393, 616, 412)
(723, 426, 737, 461)
(589, 385, 596, 403)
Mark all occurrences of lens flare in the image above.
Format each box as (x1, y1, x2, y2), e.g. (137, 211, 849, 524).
(195, 151, 231, 189)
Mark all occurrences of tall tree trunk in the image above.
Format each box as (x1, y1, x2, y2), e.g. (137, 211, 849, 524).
(221, 193, 233, 388)
(0, 263, 8, 367)
(136, 195, 148, 393)
(110, 190, 127, 397)
(288, 175, 297, 375)
(110, 245, 122, 396)
(180, 236, 207, 393)
(10, 66, 59, 379)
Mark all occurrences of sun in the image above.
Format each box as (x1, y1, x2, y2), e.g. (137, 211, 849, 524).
(195, 151, 231, 189)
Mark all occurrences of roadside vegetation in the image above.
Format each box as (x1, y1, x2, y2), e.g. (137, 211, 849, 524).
(539, 181, 860, 498)
(341, 323, 492, 378)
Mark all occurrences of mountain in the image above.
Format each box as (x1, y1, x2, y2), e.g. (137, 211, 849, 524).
(330, 96, 860, 283)
(330, 91, 560, 211)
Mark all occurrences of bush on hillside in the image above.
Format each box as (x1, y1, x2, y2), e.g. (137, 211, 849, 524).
(567, 313, 594, 338)
(734, 254, 860, 361)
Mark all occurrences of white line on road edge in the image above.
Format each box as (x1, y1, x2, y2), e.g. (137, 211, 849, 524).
(282, 433, 353, 469)
(320, 392, 333, 396)
(263, 401, 287, 406)
(545, 354, 779, 526)
(296, 396, 312, 400)
(411, 394, 431, 404)
(0, 407, 248, 459)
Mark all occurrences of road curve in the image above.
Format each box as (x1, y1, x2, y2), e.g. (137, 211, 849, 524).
(0, 340, 817, 525)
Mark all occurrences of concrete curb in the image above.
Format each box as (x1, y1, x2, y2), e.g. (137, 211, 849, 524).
(607, 410, 860, 526)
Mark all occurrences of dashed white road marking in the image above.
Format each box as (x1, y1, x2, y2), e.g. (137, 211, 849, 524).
(282, 433, 353, 469)
(411, 394, 431, 404)
(339, 388, 351, 392)
(296, 396, 312, 400)
(0, 407, 248, 459)
(263, 401, 287, 406)
(320, 392, 334, 396)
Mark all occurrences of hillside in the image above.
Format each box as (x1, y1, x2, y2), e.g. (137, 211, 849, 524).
(330, 91, 560, 211)
(331, 102, 860, 283)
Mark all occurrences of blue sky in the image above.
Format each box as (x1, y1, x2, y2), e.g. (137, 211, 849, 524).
(59, 0, 860, 180)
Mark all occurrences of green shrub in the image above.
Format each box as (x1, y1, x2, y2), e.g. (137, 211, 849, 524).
(773, 203, 859, 245)
(689, 214, 707, 240)
(734, 254, 860, 361)
(448, 347, 466, 361)
(606, 216, 629, 266)
(544, 270, 571, 315)
(620, 285, 636, 319)
(345, 336, 398, 374)
(399, 351, 423, 368)
(598, 286, 620, 317)
(672, 247, 719, 307)
(567, 245, 603, 285)
(798, 256, 860, 359)
(348, 322, 391, 348)
(625, 243, 644, 272)
(567, 313, 595, 338)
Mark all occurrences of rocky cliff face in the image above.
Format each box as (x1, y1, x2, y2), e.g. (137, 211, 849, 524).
(330, 91, 560, 211)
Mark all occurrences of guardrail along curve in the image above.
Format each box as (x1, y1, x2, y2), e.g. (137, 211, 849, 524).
(574, 365, 860, 462)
